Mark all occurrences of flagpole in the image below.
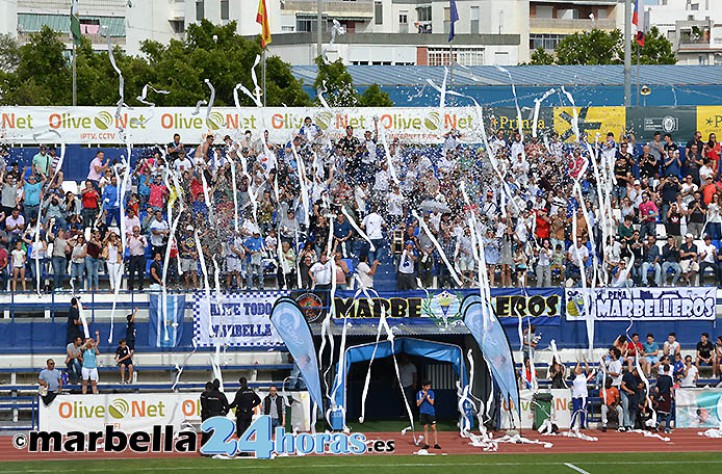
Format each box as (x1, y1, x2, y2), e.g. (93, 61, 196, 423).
(72, 39, 77, 106)
(635, 46, 640, 107)
(262, 47, 267, 107)
(449, 41, 454, 106)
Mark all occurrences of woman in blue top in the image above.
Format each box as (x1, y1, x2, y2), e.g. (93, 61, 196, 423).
(81, 330, 101, 394)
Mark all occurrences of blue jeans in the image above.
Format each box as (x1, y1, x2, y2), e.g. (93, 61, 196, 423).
(52, 256, 67, 289)
(106, 208, 121, 227)
(24, 204, 39, 222)
(71, 262, 85, 290)
(369, 238, 386, 263)
(245, 262, 263, 290)
(67, 358, 82, 384)
(621, 391, 636, 428)
(85, 257, 99, 290)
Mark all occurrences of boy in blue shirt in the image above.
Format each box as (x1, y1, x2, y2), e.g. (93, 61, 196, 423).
(416, 379, 441, 450)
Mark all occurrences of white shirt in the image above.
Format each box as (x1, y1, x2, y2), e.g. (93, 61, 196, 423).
(699, 243, 716, 264)
(174, 157, 194, 173)
(680, 365, 698, 388)
(356, 261, 374, 289)
(569, 244, 589, 268)
(149, 219, 169, 247)
(310, 260, 333, 285)
(362, 213, 384, 240)
(388, 192, 403, 216)
(398, 250, 415, 274)
(608, 359, 623, 387)
(571, 372, 588, 398)
(664, 340, 680, 356)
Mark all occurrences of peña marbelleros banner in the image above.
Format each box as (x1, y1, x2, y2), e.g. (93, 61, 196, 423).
(564, 287, 717, 321)
(0, 105, 707, 145)
(293, 288, 563, 326)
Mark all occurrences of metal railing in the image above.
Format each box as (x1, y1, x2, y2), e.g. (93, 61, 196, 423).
(529, 18, 616, 31)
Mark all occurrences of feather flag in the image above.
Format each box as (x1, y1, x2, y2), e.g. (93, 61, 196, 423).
(257, 0, 272, 48)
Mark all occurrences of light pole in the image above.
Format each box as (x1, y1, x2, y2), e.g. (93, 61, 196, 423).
(624, 0, 632, 107)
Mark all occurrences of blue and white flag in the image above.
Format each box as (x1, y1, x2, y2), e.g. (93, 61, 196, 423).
(149, 294, 186, 347)
(448, 0, 459, 42)
(270, 297, 323, 411)
(462, 294, 520, 416)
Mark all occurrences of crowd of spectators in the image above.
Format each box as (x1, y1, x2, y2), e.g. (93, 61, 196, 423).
(1, 121, 722, 293)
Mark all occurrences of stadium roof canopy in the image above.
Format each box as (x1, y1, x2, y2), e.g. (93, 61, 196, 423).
(291, 65, 722, 107)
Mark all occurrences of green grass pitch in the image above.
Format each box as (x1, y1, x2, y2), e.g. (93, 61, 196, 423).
(6, 452, 722, 474)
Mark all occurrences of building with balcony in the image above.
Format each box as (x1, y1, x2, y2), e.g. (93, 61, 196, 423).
(0, 0, 127, 50)
(528, 0, 620, 52)
(647, 0, 722, 65)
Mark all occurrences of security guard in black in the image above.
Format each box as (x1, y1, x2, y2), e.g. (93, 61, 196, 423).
(229, 377, 261, 436)
(206, 379, 229, 417)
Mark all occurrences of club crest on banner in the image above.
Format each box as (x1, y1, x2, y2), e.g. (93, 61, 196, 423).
(421, 290, 463, 324)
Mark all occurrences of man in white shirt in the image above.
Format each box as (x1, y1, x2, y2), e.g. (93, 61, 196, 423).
(663, 332, 681, 358)
(149, 210, 170, 257)
(607, 348, 623, 388)
(124, 208, 140, 238)
(698, 235, 720, 284)
(567, 238, 590, 282)
(362, 209, 386, 263)
(680, 355, 698, 388)
(397, 241, 417, 290)
(309, 254, 334, 313)
(355, 254, 378, 290)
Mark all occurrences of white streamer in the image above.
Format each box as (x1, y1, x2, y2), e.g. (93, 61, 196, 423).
(136, 84, 169, 107)
(322, 20, 346, 64)
(101, 25, 126, 121)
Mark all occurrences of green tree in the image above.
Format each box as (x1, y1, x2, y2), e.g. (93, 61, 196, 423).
(312, 56, 393, 107)
(552, 28, 676, 65)
(633, 26, 676, 65)
(0, 34, 20, 74)
(528, 47, 555, 66)
(0, 20, 310, 107)
(313, 56, 360, 107)
(360, 83, 394, 107)
(138, 20, 310, 107)
(1, 26, 71, 105)
(555, 29, 624, 65)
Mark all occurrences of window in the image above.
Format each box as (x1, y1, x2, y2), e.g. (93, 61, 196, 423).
(375, 2, 383, 25)
(196, 0, 204, 21)
(221, 0, 229, 21)
(470, 6, 479, 34)
(417, 5, 431, 22)
(281, 25, 295, 32)
(529, 34, 566, 51)
(169, 19, 185, 33)
(297, 18, 313, 32)
(296, 18, 324, 33)
(427, 47, 485, 66)
(443, 6, 450, 35)
(399, 10, 409, 33)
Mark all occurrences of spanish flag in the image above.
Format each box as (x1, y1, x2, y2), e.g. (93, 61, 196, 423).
(257, 0, 272, 48)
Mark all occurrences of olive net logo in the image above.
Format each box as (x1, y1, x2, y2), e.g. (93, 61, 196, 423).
(94, 111, 114, 130)
(206, 111, 225, 130)
(424, 111, 440, 131)
(108, 398, 130, 419)
(314, 111, 333, 130)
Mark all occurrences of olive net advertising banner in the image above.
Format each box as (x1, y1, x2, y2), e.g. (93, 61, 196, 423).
(0, 105, 704, 145)
(39, 392, 311, 434)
